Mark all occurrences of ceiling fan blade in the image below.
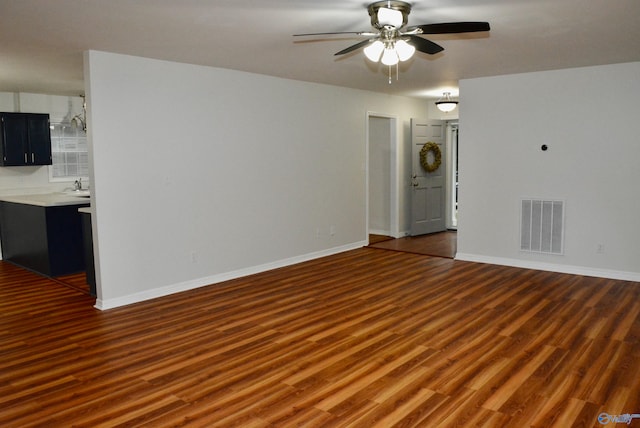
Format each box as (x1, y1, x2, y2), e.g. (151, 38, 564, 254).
(406, 35, 444, 55)
(293, 31, 375, 37)
(413, 22, 490, 34)
(334, 39, 373, 56)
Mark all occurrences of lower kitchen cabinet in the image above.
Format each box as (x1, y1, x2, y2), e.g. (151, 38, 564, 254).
(0, 201, 89, 277)
(80, 210, 97, 297)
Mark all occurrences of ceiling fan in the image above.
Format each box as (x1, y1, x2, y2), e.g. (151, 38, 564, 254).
(294, 0, 490, 80)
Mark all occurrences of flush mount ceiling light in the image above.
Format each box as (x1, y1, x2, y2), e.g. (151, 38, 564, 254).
(293, 1, 490, 83)
(435, 92, 458, 113)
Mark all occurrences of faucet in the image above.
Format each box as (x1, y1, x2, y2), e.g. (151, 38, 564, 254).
(73, 178, 82, 191)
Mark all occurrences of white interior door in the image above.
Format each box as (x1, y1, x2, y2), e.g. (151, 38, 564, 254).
(410, 119, 446, 236)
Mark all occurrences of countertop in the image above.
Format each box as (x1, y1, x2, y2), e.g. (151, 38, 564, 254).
(0, 192, 90, 207)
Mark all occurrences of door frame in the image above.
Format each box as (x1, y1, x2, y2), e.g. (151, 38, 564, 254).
(365, 112, 400, 242)
(445, 122, 458, 230)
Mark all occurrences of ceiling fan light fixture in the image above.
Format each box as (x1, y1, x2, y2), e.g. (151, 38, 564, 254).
(381, 46, 399, 66)
(367, 1, 411, 29)
(395, 39, 415, 61)
(435, 92, 458, 112)
(377, 7, 404, 28)
(294, 1, 490, 84)
(364, 40, 385, 62)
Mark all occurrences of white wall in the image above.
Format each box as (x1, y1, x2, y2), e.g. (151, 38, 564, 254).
(0, 92, 85, 196)
(85, 50, 427, 309)
(457, 62, 640, 281)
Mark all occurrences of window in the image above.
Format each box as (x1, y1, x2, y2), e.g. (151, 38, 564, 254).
(48, 122, 89, 182)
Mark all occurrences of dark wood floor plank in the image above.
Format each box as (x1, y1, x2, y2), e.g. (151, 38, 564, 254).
(1, 248, 639, 427)
(368, 231, 457, 259)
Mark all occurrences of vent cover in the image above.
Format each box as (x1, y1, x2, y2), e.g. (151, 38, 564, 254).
(520, 199, 564, 254)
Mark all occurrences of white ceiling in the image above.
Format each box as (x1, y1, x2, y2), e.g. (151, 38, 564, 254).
(1, 0, 639, 99)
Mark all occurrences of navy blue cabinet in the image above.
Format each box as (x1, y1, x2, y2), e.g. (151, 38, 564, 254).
(0, 201, 89, 276)
(0, 112, 52, 166)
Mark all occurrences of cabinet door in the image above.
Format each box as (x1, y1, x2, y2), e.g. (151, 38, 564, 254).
(27, 114, 52, 165)
(0, 113, 28, 166)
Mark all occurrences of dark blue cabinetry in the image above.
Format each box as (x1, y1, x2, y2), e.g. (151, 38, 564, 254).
(0, 112, 52, 166)
(0, 201, 89, 276)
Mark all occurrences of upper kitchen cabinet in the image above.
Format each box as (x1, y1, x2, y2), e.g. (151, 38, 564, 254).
(0, 112, 52, 166)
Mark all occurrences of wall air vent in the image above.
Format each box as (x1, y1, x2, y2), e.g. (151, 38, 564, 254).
(520, 199, 564, 255)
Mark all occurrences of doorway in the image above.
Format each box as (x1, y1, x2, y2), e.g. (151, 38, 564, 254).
(365, 115, 458, 244)
(366, 113, 399, 241)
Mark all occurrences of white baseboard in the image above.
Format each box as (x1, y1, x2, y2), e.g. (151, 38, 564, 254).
(95, 240, 367, 310)
(368, 229, 391, 237)
(368, 229, 410, 239)
(455, 253, 640, 282)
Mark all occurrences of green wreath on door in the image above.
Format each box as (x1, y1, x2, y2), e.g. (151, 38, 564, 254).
(419, 142, 442, 173)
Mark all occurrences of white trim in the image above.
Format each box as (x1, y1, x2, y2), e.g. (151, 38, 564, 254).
(389, 116, 400, 238)
(368, 228, 391, 236)
(455, 252, 640, 282)
(94, 241, 366, 310)
(446, 123, 458, 230)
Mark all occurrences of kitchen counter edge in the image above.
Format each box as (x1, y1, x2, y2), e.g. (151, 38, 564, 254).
(0, 193, 91, 207)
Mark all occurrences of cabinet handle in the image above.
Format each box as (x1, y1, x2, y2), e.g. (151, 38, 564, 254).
(25, 153, 27, 163)
(32, 153, 34, 163)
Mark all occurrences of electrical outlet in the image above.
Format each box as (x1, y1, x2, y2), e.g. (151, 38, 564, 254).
(329, 225, 335, 236)
(596, 244, 605, 254)
(190, 251, 198, 263)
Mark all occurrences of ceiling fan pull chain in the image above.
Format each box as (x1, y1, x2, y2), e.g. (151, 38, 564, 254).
(388, 65, 392, 84)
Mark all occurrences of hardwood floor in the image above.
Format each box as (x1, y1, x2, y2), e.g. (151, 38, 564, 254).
(1, 249, 639, 427)
(368, 234, 395, 245)
(52, 271, 92, 295)
(369, 231, 457, 259)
